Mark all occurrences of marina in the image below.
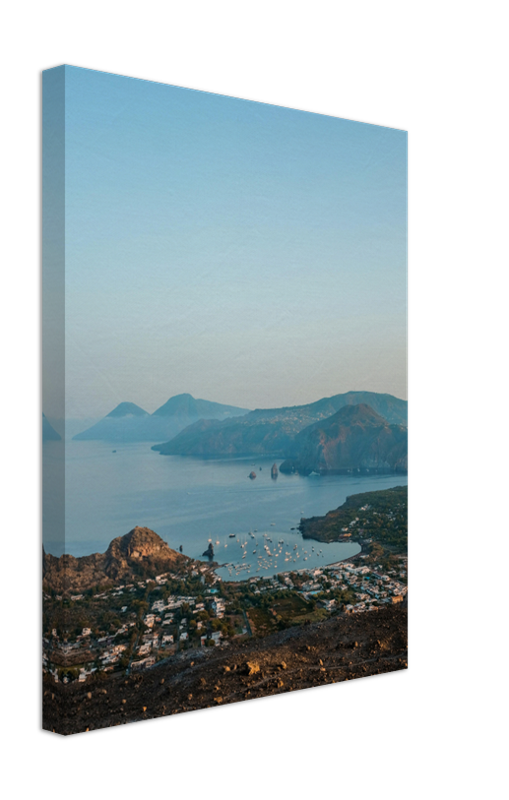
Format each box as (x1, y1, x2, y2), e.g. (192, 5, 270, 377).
(214, 529, 360, 581)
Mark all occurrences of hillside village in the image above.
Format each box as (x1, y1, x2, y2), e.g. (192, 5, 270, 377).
(43, 553, 407, 684)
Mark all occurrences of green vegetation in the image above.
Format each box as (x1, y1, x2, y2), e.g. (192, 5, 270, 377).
(299, 485, 407, 562)
(243, 590, 326, 635)
(291, 607, 329, 624)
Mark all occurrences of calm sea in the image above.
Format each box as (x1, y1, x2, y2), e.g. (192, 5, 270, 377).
(43, 440, 407, 580)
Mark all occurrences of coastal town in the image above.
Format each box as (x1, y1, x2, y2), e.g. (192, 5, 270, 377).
(43, 485, 407, 692)
(42, 485, 407, 733)
(43, 550, 407, 685)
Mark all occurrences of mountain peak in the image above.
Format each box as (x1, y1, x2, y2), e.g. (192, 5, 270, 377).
(107, 402, 148, 418)
(153, 394, 200, 417)
(43, 528, 187, 593)
(153, 394, 247, 418)
(281, 403, 408, 475)
(73, 395, 248, 442)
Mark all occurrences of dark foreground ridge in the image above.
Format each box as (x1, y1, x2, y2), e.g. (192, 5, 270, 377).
(43, 486, 407, 735)
(43, 604, 407, 735)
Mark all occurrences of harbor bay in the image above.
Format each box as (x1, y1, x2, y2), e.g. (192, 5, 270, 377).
(45, 440, 406, 576)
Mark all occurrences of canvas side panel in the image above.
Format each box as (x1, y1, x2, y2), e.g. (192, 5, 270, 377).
(42, 65, 67, 733)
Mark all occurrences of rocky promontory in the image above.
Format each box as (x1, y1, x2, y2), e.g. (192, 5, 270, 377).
(43, 528, 188, 594)
(202, 542, 215, 559)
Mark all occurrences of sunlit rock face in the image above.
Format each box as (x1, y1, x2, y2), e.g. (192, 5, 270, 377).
(43, 528, 187, 594)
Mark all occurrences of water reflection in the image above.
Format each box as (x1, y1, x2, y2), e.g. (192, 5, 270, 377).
(215, 529, 361, 581)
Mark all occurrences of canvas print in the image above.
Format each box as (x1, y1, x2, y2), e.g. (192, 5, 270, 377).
(42, 66, 407, 735)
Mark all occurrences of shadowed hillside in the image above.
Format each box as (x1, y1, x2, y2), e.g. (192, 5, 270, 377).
(153, 391, 407, 457)
(280, 404, 407, 475)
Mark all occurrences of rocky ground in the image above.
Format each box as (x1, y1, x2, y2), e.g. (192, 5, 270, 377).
(43, 603, 407, 735)
(43, 527, 188, 594)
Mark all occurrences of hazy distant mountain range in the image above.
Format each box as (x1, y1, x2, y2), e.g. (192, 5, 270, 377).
(42, 414, 61, 442)
(152, 392, 408, 472)
(72, 390, 407, 475)
(72, 394, 249, 442)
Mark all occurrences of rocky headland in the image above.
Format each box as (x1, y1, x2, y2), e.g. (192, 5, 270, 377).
(43, 528, 188, 594)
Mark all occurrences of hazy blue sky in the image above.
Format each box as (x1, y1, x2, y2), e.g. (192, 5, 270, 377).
(60, 66, 406, 418)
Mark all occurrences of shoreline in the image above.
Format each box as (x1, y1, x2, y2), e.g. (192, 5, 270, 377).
(213, 541, 364, 584)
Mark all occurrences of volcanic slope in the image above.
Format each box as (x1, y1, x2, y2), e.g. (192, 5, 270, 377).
(43, 604, 407, 734)
(280, 403, 408, 475)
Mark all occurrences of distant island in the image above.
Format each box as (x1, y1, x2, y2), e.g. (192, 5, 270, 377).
(43, 526, 189, 594)
(72, 393, 249, 443)
(152, 391, 407, 475)
(279, 404, 407, 475)
(43, 413, 62, 442)
(106, 402, 148, 418)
